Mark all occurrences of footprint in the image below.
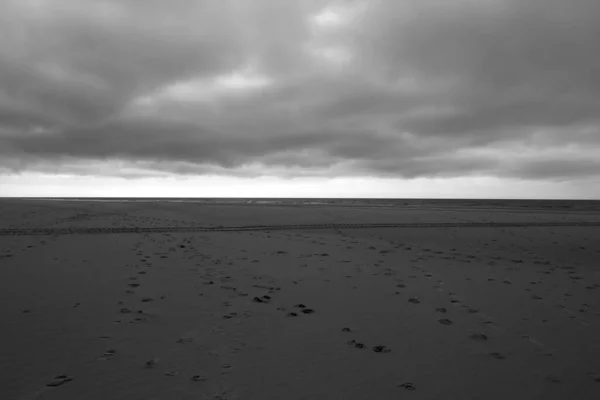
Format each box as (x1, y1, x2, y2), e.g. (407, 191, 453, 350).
(46, 375, 74, 387)
(372, 345, 391, 353)
(145, 357, 159, 368)
(586, 372, 600, 382)
(438, 318, 453, 325)
(347, 340, 365, 349)
(469, 333, 488, 341)
(252, 296, 270, 303)
(398, 382, 416, 391)
(489, 352, 505, 360)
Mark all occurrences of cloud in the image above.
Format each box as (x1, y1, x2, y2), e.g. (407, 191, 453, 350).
(1, 0, 600, 184)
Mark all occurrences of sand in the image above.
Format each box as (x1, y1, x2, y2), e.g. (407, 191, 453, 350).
(1, 198, 599, 399)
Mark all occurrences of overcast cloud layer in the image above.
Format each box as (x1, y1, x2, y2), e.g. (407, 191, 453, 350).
(1, 0, 600, 185)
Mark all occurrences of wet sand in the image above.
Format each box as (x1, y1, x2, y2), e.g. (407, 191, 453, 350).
(1, 198, 600, 399)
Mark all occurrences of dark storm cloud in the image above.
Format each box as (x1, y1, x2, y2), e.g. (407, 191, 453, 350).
(352, 0, 600, 140)
(1, 0, 600, 180)
(3, 116, 401, 172)
(0, 0, 247, 123)
(504, 158, 600, 181)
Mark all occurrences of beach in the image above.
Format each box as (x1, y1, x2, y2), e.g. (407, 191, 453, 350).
(1, 198, 600, 399)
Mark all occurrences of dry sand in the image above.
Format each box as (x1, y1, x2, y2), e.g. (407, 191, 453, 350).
(1, 198, 600, 399)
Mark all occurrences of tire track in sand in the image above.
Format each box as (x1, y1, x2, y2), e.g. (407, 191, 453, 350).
(1, 221, 600, 236)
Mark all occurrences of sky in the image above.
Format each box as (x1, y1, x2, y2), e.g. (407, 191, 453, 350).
(1, 0, 600, 198)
